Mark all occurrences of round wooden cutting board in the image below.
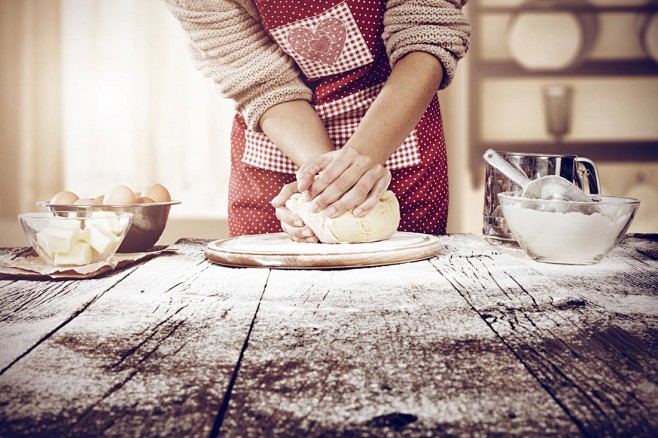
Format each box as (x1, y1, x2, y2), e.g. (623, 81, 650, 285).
(205, 232, 443, 269)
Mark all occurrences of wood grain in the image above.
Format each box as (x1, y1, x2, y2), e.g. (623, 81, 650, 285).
(1, 235, 656, 436)
(0, 248, 137, 372)
(218, 260, 579, 436)
(0, 239, 267, 437)
(431, 234, 658, 436)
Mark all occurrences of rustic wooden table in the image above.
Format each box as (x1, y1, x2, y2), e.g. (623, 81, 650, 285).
(1, 234, 656, 437)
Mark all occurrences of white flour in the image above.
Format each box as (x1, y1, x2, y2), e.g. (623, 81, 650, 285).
(503, 204, 632, 264)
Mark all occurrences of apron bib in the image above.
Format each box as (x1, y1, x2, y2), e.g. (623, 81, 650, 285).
(228, 0, 449, 237)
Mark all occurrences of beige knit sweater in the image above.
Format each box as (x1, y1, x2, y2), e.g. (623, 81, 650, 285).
(164, 0, 470, 132)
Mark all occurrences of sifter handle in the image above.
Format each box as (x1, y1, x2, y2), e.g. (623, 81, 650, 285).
(575, 157, 601, 195)
(482, 149, 531, 190)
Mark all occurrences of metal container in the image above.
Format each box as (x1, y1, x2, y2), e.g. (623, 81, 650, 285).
(483, 151, 600, 242)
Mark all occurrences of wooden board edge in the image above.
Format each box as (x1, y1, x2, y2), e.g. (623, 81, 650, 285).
(204, 239, 443, 270)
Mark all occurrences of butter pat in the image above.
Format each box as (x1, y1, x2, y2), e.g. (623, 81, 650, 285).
(84, 222, 121, 254)
(54, 241, 92, 265)
(36, 218, 83, 254)
(90, 211, 123, 234)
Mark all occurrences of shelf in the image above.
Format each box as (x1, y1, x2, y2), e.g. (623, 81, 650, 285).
(467, 1, 658, 188)
(474, 141, 658, 160)
(479, 5, 658, 14)
(471, 60, 658, 77)
(470, 141, 658, 186)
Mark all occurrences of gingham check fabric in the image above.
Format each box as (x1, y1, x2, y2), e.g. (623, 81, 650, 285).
(242, 83, 422, 174)
(269, 1, 374, 80)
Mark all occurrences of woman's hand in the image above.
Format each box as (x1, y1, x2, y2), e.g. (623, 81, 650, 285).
(296, 147, 391, 218)
(271, 182, 319, 243)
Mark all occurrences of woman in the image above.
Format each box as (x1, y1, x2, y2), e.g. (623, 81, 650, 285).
(164, 0, 470, 241)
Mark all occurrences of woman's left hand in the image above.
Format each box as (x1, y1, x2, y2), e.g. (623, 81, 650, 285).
(296, 147, 391, 218)
(271, 181, 319, 243)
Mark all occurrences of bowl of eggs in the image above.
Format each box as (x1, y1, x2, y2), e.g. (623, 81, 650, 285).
(37, 183, 180, 253)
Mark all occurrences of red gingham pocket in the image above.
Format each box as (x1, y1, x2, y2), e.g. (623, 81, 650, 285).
(242, 83, 422, 174)
(269, 1, 374, 80)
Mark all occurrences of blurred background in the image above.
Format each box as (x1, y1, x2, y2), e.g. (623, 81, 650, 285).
(1, 0, 657, 247)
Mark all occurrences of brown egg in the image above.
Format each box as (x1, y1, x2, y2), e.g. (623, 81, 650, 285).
(74, 198, 99, 206)
(94, 194, 105, 204)
(103, 185, 137, 205)
(50, 190, 79, 205)
(135, 196, 156, 204)
(142, 183, 171, 203)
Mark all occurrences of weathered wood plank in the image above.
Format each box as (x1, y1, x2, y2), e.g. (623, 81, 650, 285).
(431, 234, 658, 436)
(0, 239, 267, 437)
(219, 259, 579, 436)
(0, 249, 136, 372)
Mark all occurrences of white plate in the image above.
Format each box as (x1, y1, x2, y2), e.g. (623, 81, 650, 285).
(508, 11, 584, 71)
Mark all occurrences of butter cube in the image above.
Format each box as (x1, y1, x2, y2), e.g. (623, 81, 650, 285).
(84, 222, 120, 254)
(90, 211, 123, 234)
(36, 218, 83, 254)
(54, 241, 92, 266)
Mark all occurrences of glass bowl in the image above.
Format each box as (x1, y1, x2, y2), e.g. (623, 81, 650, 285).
(36, 201, 180, 252)
(497, 192, 640, 265)
(18, 211, 134, 266)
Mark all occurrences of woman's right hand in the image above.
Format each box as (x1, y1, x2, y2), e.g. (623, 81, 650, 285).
(296, 147, 391, 218)
(271, 181, 319, 243)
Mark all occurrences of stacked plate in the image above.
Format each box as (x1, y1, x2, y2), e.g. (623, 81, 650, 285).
(507, 0, 599, 71)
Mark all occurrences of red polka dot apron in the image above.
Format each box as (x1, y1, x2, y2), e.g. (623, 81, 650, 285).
(228, 0, 449, 237)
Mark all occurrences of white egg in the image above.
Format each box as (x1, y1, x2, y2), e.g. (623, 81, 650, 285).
(74, 198, 99, 206)
(142, 183, 171, 203)
(50, 191, 79, 205)
(104, 185, 137, 205)
(135, 196, 156, 204)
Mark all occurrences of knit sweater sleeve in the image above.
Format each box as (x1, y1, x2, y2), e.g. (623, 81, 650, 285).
(163, 0, 312, 131)
(382, 0, 471, 90)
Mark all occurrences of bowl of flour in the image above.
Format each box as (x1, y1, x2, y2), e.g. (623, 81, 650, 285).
(498, 192, 640, 265)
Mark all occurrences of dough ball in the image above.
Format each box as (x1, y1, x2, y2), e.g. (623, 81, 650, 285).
(286, 190, 400, 244)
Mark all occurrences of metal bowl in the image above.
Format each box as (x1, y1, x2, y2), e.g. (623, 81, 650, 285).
(37, 201, 180, 252)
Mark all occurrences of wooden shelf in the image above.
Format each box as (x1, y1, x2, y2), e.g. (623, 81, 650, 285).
(467, 0, 658, 187)
(470, 141, 658, 186)
(479, 5, 658, 14)
(471, 60, 658, 77)
(474, 141, 658, 160)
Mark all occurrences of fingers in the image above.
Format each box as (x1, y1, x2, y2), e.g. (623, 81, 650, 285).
(271, 181, 298, 208)
(303, 148, 359, 201)
(353, 171, 391, 217)
(308, 147, 391, 217)
(271, 181, 318, 243)
(275, 206, 318, 243)
(296, 154, 332, 194)
(294, 147, 392, 220)
(321, 166, 391, 217)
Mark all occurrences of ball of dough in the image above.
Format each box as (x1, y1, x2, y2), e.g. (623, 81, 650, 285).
(285, 190, 400, 244)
